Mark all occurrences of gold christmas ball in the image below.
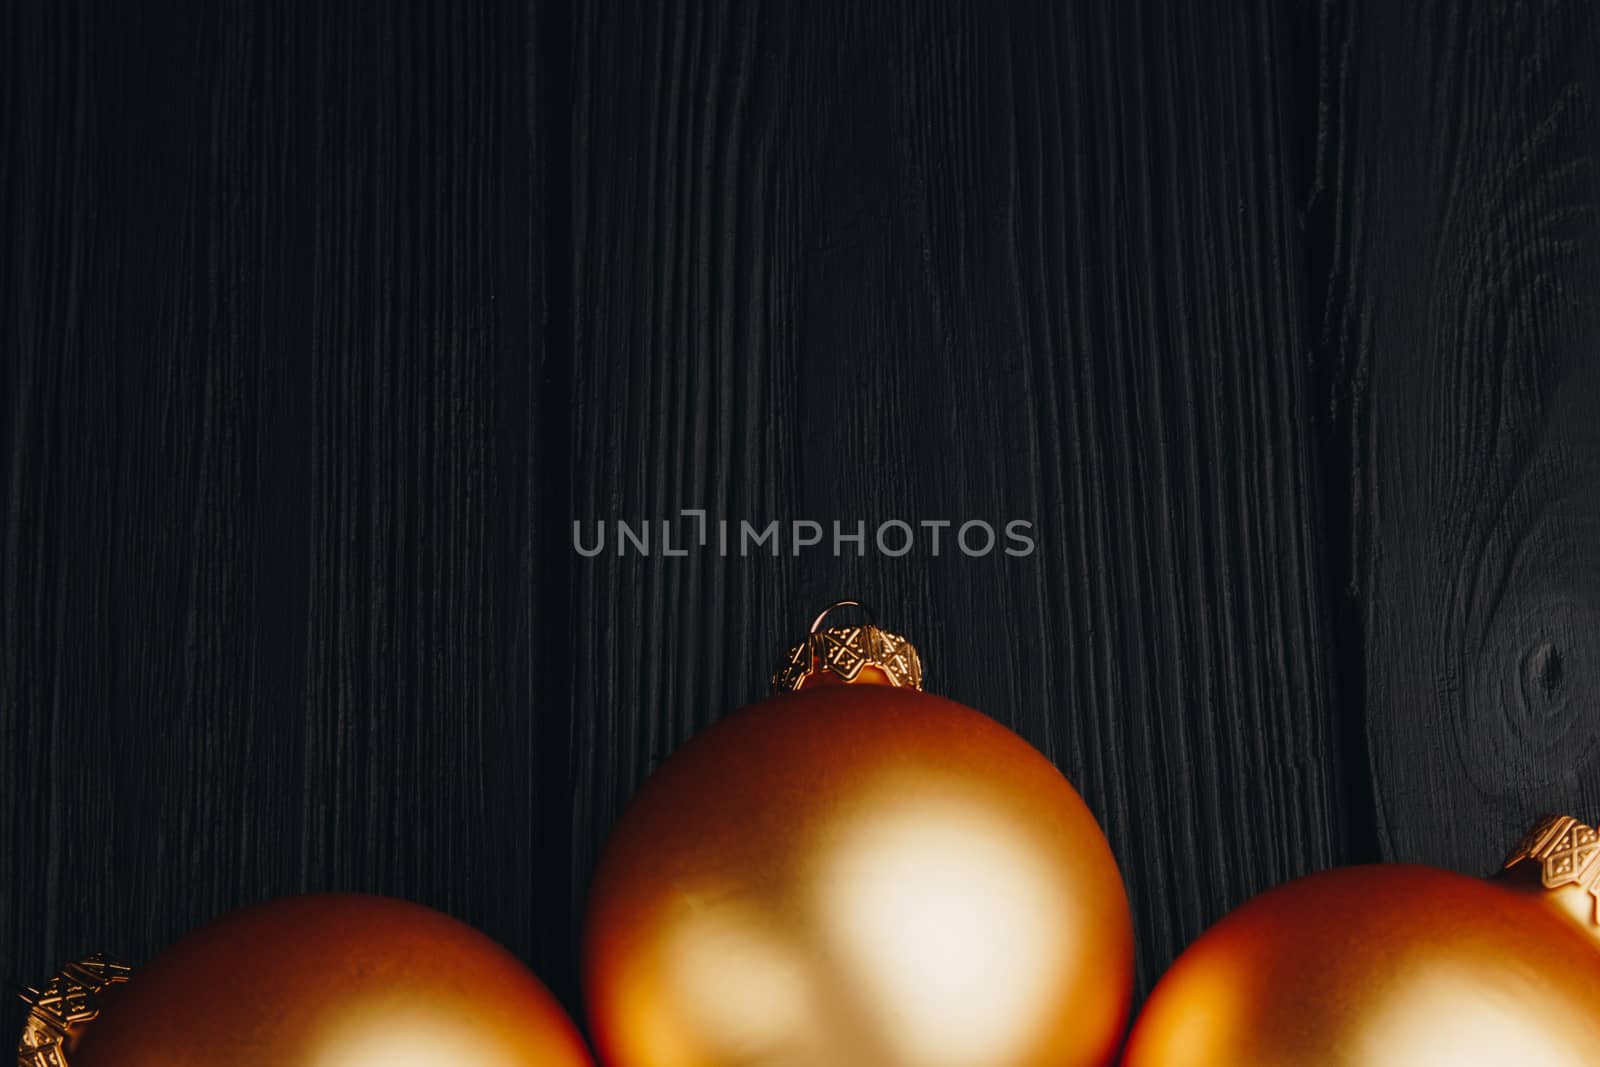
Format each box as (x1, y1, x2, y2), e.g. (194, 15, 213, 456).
(66, 894, 592, 1067)
(1124, 817, 1600, 1067)
(583, 609, 1134, 1067)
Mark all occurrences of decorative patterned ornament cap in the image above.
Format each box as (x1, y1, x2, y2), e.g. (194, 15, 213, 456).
(1503, 813, 1600, 925)
(772, 600, 924, 692)
(15, 955, 131, 1067)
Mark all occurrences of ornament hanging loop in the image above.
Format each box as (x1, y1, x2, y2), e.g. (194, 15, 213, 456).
(809, 599, 874, 633)
(774, 600, 924, 693)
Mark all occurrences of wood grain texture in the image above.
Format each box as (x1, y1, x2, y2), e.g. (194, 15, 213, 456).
(17, 0, 1600, 1045)
(0, 0, 573, 1025)
(1311, 0, 1600, 871)
(568, 0, 1349, 992)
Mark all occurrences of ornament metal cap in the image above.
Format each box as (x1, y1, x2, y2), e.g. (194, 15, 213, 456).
(1502, 813, 1600, 927)
(772, 600, 924, 692)
(15, 955, 131, 1067)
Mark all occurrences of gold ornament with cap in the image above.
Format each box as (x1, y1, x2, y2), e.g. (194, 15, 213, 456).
(1123, 813, 1600, 1067)
(15, 895, 592, 1067)
(583, 600, 1134, 1067)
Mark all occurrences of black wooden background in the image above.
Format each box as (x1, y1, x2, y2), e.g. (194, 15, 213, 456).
(6, 0, 1600, 1039)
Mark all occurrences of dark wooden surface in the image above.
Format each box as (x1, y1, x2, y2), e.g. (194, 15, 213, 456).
(4, 0, 1598, 1041)
(568, 0, 1347, 999)
(1309, 0, 1600, 871)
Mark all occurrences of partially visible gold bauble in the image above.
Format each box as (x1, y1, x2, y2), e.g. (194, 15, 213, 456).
(1124, 845, 1600, 1067)
(72, 894, 592, 1067)
(583, 616, 1134, 1067)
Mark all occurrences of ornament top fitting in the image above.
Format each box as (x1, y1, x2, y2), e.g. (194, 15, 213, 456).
(1503, 813, 1600, 926)
(16, 954, 131, 1067)
(772, 600, 924, 693)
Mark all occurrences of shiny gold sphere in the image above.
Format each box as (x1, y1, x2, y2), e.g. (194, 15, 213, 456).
(583, 681, 1134, 1067)
(1123, 864, 1600, 1067)
(73, 894, 592, 1067)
